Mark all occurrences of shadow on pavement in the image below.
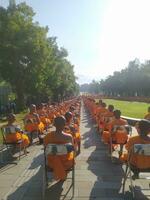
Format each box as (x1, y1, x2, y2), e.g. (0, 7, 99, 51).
(6, 152, 43, 200)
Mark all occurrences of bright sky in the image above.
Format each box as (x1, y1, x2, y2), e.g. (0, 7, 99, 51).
(1, 0, 150, 84)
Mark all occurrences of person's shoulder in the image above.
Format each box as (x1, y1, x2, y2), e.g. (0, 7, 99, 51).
(43, 131, 54, 141)
(45, 131, 54, 136)
(63, 132, 73, 139)
(120, 118, 127, 124)
(128, 135, 139, 142)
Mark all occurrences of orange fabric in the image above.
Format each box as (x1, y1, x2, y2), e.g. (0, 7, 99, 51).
(112, 130, 128, 144)
(102, 131, 110, 143)
(102, 118, 128, 144)
(97, 108, 108, 129)
(103, 111, 114, 130)
(108, 118, 128, 132)
(24, 114, 44, 134)
(5, 132, 29, 147)
(64, 125, 79, 152)
(125, 136, 150, 169)
(43, 131, 74, 180)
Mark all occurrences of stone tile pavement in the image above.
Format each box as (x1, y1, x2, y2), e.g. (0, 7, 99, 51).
(0, 105, 150, 200)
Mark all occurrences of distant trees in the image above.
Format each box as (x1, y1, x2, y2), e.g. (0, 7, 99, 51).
(0, 2, 78, 110)
(80, 80, 101, 94)
(80, 59, 150, 97)
(100, 59, 150, 97)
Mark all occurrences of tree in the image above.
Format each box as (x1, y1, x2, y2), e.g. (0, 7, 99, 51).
(0, 2, 78, 109)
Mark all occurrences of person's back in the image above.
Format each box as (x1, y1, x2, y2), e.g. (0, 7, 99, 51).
(108, 110, 127, 132)
(121, 120, 150, 179)
(43, 116, 74, 181)
(125, 120, 150, 170)
(102, 110, 127, 144)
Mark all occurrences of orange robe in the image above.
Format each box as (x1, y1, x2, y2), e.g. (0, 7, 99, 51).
(43, 132, 74, 180)
(97, 107, 107, 129)
(3, 125, 30, 147)
(24, 114, 44, 134)
(37, 109, 51, 128)
(124, 136, 150, 169)
(102, 118, 128, 144)
(103, 111, 114, 131)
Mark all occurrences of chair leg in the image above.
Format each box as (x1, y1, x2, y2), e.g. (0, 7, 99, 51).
(119, 144, 123, 157)
(110, 139, 113, 161)
(18, 144, 21, 160)
(42, 167, 46, 200)
(122, 164, 129, 194)
(128, 166, 135, 198)
(24, 146, 27, 156)
(72, 166, 75, 197)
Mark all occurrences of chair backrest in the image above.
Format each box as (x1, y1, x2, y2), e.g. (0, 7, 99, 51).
(124, 125, 132, 135)
(1, 126, 16, 142)
(45, 143, 74, 156)
(2, 125, 21, 135)
(133, 144, 150, 156)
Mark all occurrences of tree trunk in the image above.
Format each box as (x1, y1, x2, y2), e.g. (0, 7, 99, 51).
(16, 87, 25, 112)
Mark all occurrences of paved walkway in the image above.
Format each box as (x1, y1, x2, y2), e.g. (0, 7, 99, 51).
(0, 104, 150, 200)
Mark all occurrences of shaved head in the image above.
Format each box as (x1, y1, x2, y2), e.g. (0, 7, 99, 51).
(54, 116, 66, 129)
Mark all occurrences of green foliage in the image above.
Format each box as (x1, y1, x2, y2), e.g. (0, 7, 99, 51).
(80, 59, 150, 97)
(80, 80, 101, 94)
(0, 2, 78, 110)
(100, 59, 150, 97)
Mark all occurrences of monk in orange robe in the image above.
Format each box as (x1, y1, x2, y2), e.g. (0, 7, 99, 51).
(102, 110, 128, 156)
(102, 109, 128, 143)
(3, 113, 30, 151)
(43, 116, 74, 181)
(121, 120, 150, 179)
(24, 104, 44, 143)
(64, 112, 81, 154)
(144, 106, 150, 121)
(37, 103, 51, 130)
(97, 102, 108, 131)
(103, 105, 114, 131)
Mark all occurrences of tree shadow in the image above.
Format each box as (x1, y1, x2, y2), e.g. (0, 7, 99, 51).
(7, 166, 43, 200)
(82, 108, 124, 199)
(6, 152, 44, 200)
(0, 148, 27, 171)
(87, 145, 125, 199)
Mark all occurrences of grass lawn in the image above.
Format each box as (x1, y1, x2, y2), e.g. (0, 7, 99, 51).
(102, 99, 149, 119)
(0, 110, 27, 144)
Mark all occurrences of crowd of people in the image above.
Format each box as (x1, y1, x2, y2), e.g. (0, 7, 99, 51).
(1, 96, 150, 182)
(2, 98, 81, 181)
(83, 97, 150, 179)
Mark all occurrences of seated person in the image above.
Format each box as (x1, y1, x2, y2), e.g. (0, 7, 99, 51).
(24, 104, 44, 143)
(102, 110, 128, 144)
(103, 105, 114, 130)
(144, 106, 150, 121)
(122, 120, 150, 179)
(64, 112, 81, 152)
(2, 113, 30, 151)
(37, 103, 51, 130)
(43, 116, 74, 181)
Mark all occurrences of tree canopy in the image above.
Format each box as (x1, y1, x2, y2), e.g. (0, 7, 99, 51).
(80, 59, 150, 97)
(0, 2, 78, 110)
